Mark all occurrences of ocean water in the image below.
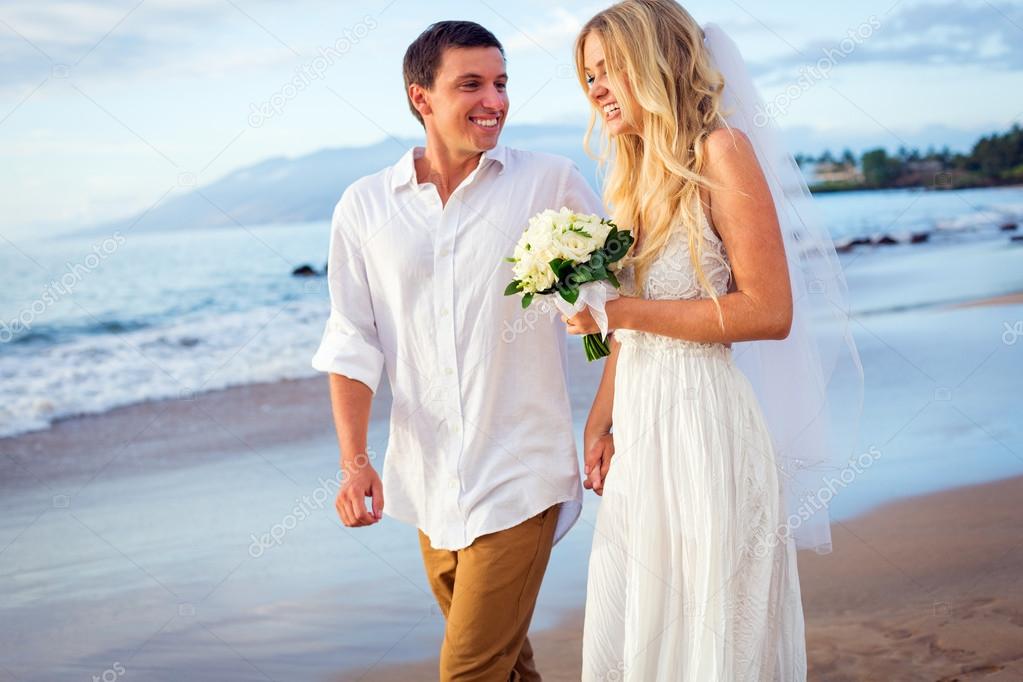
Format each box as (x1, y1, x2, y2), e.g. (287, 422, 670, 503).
(1, 185, 1021, 440)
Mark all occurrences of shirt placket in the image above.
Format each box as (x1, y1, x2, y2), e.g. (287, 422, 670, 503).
(434, 186, 470, 548)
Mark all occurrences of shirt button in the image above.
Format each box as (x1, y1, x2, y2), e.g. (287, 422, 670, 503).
(440, 306, 450, 317)
(439, 248, 451, 257)
(444, 367, 454, 376)
(448, 478, 459, 490)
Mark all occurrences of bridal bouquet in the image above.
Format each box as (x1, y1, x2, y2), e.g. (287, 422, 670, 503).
(504, 207, 634, 361)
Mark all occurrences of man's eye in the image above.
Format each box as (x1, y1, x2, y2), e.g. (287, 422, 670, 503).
(462, 82, 478, 88)
(496, 82, 507, 90)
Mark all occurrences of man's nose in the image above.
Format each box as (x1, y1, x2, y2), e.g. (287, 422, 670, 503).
(481, 85, 505, 110)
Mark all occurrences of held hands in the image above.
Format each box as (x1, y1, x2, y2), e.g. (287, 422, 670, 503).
(336, 462, 384, 527)
(584, 432, 615, 496)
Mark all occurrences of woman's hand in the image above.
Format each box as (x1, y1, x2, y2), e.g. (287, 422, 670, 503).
(583, 430, 615, 495)
(562, 307, 599, 335)
(562, 298, 629, 336)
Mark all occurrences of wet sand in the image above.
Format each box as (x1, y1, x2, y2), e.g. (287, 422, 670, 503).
(945, 290, 1023, 310)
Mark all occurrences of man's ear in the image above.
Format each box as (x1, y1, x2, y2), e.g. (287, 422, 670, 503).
(408, 84, 432, 119)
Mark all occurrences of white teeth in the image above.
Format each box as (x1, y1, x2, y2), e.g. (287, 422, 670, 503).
(471, 117, 499, 128)
(603, 103, 620, 114)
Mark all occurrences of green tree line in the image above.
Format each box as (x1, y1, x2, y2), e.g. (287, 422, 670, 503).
(799, 123, 1023, 192)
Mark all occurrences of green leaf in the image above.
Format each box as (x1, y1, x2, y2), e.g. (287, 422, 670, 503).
(560, 286, 579, 305)
(504, 257, 517, 263)
(570, 265, 601, 285)
(548, 258, 574, 280)
(602, 229, 635, 264)
(521, 292, 534, 309)
(504, 281, 523, 296)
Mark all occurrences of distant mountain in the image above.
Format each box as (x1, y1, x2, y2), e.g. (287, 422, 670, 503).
(73, 121, 991, 236)
(76, 125, 601, 235)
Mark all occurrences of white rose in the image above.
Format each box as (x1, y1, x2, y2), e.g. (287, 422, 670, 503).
(556, 232, 595, 263)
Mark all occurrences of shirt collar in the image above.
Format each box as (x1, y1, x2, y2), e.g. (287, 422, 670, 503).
(390, 143, 508, 192)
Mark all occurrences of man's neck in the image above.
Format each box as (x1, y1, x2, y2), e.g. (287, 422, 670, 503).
(415, 135, 487, 204)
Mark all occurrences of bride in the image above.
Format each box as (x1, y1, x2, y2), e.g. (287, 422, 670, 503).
(564, 1, 862, 680)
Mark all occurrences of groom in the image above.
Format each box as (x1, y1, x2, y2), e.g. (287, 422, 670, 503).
(311, 20, 604, 681)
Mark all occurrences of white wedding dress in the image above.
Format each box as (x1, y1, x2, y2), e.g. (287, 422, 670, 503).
(581, 200, 808, 681)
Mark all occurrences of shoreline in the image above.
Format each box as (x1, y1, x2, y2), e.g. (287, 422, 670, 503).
(3, 281, 1019, 458)
(944, 290, 1023, 310)
(0, 374, 376, 491)
(341, 474, 1023, 681)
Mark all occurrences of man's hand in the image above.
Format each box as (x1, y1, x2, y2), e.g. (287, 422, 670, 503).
(583, 432, 615, 496)
(336, 463, 384, 527)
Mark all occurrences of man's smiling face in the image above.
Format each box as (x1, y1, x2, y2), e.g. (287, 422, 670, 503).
(420, 46, 508, 154)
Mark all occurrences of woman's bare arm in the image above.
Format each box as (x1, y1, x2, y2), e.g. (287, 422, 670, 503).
(583, 335, 621, 494)
(585, 128, 794, 344)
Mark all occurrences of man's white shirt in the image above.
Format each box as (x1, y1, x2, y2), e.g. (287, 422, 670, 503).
(312, 143, 605, 551)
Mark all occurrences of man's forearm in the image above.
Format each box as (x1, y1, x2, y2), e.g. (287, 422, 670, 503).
(327, 373, 374, 467)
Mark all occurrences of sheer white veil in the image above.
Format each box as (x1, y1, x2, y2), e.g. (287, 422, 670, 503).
(702, 23, 865, 554)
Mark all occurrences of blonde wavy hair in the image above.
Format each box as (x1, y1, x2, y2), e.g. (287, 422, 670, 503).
(574, 0, 734, 327)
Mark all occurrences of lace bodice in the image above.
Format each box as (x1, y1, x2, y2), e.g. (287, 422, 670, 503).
(614, 204, 733, 353)
(618, 205, 732, 301)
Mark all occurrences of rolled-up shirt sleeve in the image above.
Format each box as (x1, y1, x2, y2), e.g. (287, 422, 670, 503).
(310, 189, 386, 393)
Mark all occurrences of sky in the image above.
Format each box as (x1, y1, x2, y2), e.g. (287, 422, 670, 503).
(1, 0, 1022, 236)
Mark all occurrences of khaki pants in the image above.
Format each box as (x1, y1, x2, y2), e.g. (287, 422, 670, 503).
(417, 504, 560, 681)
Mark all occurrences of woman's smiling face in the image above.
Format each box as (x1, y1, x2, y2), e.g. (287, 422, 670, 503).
(582, 32, 637, 136)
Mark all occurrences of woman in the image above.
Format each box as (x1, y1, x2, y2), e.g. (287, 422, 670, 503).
(564, 1, 860, 679)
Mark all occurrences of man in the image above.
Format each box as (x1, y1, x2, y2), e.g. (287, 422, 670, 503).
(311, 20, 603, 681)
